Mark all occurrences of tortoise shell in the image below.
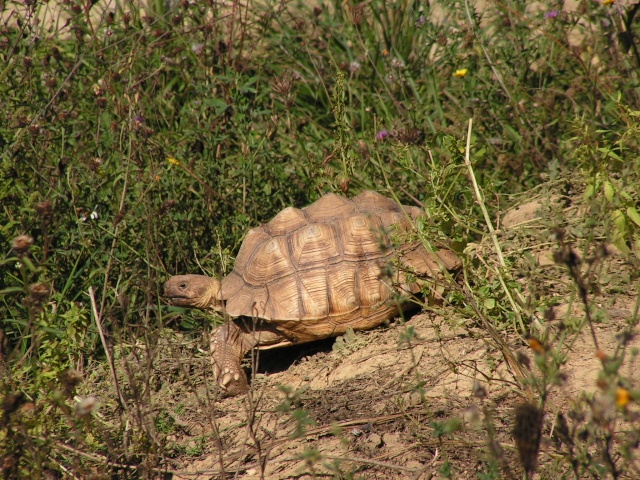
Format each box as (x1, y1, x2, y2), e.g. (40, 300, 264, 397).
(217, 191, 454, 341)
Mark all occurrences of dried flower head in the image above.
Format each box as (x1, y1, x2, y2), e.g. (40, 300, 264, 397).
(11, 235, 33, 256)
(293, 18, 306, 31)
(391, 58, 405, 69)
(553, 412, 572, 446)
(392, 128, 424, 145)
(88, 158, 103, 172)
(472, 381, 487, 399)
(463, 404, 481, 425)
(543, 307, 556, 322)
(350, 3, 366, 26)
(158, 199, 176, 215)
(516, 351, 531, 370)
(191, 43, 204, 56)
(29, 283, 50, 307)
(113, 210, 125, 226)
(270, 70, 295, 97)
(591, 392, 614, 425)
(75, 396, 97, 416)
(34, 200, 52, 220)
(513, 403, 543, 476)
(61, 369, 83, 394)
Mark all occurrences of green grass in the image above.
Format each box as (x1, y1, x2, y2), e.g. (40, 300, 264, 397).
(1, 0, 640, 477)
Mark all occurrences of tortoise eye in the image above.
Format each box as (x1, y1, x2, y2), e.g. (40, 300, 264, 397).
(180, 282, 187, 289)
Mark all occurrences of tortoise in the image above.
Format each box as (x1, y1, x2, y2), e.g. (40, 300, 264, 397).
(164, 191, 460, 396)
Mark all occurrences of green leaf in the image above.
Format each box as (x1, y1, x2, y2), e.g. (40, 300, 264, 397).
(20, 257, 37, 272)
(604, 181, 614, 203)
(203, 98, 228, 116)
(611, 209, 630, 254)
(503, 124, 522, 143)
(240, 77, 258, 93)
(584, 184, 595, 200)
(612, 209, 627, 234)
(484, 298, 496, 310)
(627, 207, 640, 227)
(0, 256, 20, 266)
(0, 287, 24, 295)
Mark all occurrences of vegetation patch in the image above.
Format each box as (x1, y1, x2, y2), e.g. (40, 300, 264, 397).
(1, 0, 640, 478)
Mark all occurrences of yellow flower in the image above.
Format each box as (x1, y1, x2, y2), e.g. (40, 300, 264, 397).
(616, 387, 630, 408)
(453, 69, 468, 78)
(602, 0, 615, 4)
(382, 49, 388, 57)
(166, 156, 181, 166)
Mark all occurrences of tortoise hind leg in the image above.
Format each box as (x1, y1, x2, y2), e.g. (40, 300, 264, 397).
(210, 319, 284, 396)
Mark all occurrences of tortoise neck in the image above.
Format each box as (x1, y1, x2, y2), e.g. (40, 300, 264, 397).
(200, 279, 223, 312)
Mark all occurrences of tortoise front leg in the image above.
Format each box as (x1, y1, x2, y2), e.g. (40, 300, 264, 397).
(210, 319, 284, 396)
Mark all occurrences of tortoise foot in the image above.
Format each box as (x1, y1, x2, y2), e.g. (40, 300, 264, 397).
(216, 365, 249, 397)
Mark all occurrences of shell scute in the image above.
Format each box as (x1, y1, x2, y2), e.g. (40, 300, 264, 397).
(353, 190, 401, 212)
(357, 261, 392, 317)
(290, 223, 341, 268)
(265, 274, 301, 319)
(298, 268, 329, 319)
(242, 236, 294, 284)
(302, 193, 356, 222)
(264, 207, 308, 236)
(235, 227, 270, 272)
(337, 214, 388, 260)
(327, 263, 359, 315)
(225, 284, 269, 318)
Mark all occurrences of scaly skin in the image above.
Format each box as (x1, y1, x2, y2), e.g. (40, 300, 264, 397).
(163, 275, 222, 312)
(164, 275, 284, 395)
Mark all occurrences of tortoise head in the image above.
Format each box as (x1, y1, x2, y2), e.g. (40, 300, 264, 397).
(163, 275, 222, 312)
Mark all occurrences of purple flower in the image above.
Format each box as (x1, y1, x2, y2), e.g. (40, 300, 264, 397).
(376, 130, 388, 141)
(133, 116, 144, 123)
(544, 10, 559, 19)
